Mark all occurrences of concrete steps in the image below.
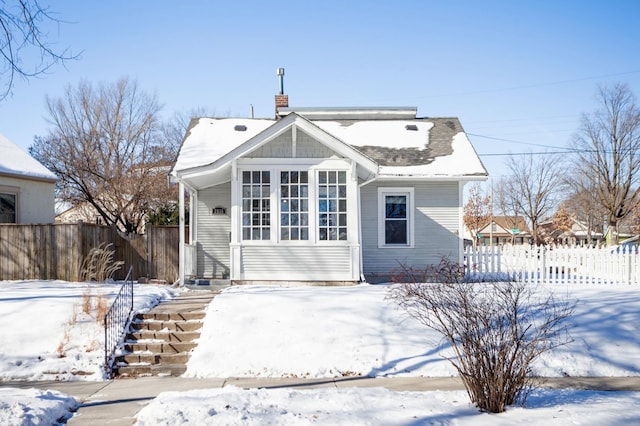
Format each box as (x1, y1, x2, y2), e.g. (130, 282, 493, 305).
(113, 291, 217, 378)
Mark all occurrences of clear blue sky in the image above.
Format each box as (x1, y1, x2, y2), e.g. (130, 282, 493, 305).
(1, 0, 639, 178)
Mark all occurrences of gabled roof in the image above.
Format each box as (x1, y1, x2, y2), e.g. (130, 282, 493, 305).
(480, 216, 531, 235)
(0, 133, 57, 182)
(171, 108, 488, 190)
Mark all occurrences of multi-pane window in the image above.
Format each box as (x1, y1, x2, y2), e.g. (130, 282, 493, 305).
(280, 171, 309, 240)
(384, 195, 408, 244)
(242, 171, 270, 240)
(0, 193, 16, 223)
(318, 170, 347, 241)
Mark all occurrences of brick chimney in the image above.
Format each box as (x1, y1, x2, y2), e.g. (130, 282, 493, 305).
(275, 67, 288, 117)
(275, 94, 288, 114)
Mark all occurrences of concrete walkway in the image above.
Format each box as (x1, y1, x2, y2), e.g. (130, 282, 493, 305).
(4, 376, 640, 425)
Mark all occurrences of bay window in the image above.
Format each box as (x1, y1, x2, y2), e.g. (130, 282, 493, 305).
(239, 166, 349, 243)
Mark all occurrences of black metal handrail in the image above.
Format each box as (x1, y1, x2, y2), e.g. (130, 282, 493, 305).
(104, 265, 134, 377)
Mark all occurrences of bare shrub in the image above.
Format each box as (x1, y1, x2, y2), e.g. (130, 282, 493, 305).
(389, 258, 574, 413)
(79, 243, 124, 282)
(95, 293, 109, 323)
(81, 289, 92, 315)
(57, 329, 70, 358)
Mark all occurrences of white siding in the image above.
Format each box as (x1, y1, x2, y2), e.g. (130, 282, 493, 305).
(0, 176, 55, 224)
(246, 128, 339, 159)
(361, 181, 460, 282)
(196, 182, 231, 278)
(248, 129, 293, 158)
(240, 245, 352, 281)
(296, 130, 338, 158)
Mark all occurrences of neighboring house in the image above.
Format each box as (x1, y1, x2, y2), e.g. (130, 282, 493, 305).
(0, 133, 57, 224)
(539, 217, 604, 246)
(55, 201, 104, 225)
(171, 100, 488, 285)
(476, 216, 531, 246)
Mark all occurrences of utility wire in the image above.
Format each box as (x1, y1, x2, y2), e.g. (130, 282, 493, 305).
(468, 133, 576, 151)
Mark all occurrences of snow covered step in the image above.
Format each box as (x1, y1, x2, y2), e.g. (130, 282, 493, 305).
(112, 290, 216, 378)
(116, 352, 190, 365)
(115, 364, 187, 377)
(136, 311, 206, 321)
(124, 341, 198, 353)
(130, 320, 203, 332)
(126, 330, 201, 342)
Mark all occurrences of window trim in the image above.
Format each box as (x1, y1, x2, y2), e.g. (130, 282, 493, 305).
(378, 187, 414, 248)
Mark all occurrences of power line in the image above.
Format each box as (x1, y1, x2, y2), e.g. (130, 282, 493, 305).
(480, 151, 576, 157)
(468, 133, 575, 151)
(407, 70, 640, 100)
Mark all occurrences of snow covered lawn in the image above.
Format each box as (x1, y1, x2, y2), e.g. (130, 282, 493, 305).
(186, 284, 640, 378)
(1, 280, 640, 424)
(0, 280, 176, 382)
(135, 386, 640, 426)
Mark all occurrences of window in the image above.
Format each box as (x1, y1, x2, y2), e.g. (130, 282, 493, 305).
(280, 171, 309, 240)
(238, 165, 351, 243)
(242, 171, 271, 240)
(0, 191, 17, 223)
(318, 170, 347, 241)
(378, 188, 414, 248)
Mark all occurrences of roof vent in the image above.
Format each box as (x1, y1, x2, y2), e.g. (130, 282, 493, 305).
(234, 125, 247, 131)
(405, 124, 418, 131)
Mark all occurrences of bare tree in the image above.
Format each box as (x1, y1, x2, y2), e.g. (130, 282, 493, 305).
(563, 173, 606, 245)
(463, 182, 491, 246)
(492, 178, 527, 244)
(500, 154, 564, 244)
(160, 106, 219, 155)
(144, 107, 220, 225)
(389, 259, 574, 413)
(0, 1, 77, 100)
(30, 77, 174, 234)
(571, 83, 640, 245)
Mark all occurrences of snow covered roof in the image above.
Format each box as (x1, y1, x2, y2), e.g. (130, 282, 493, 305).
(0, 133, 57, 182)
(171, 109, 488, 186)
(172, 118, 274, 172)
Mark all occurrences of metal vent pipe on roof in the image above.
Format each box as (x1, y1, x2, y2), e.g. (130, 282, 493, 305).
(276, 67, 285, 94)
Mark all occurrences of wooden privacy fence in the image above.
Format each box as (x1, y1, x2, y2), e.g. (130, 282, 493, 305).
(0, 223, 184, 283)
(464, 244, 640, 285)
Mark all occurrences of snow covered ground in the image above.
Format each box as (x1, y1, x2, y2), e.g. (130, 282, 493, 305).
(1, 280, 640, 424)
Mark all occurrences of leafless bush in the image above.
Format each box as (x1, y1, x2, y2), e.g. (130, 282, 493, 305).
(389, 259, 574, 413)
(79, 243, 124, 282)
(391, 257, 465, 283)
(95, 293, 109, 322)
(81, 289, 92, 315)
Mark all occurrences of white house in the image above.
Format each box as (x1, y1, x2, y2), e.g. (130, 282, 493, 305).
(0, 133, 57, 224)
(171, 103, 487, 285)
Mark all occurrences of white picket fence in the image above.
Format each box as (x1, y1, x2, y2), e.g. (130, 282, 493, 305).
(464, 245, 640, 285)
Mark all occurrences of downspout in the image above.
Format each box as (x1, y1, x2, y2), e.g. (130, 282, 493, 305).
(357, 173, 378, 282)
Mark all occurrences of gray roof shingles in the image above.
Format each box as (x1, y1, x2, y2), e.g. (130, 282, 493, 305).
(347, 118, 461, 167)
